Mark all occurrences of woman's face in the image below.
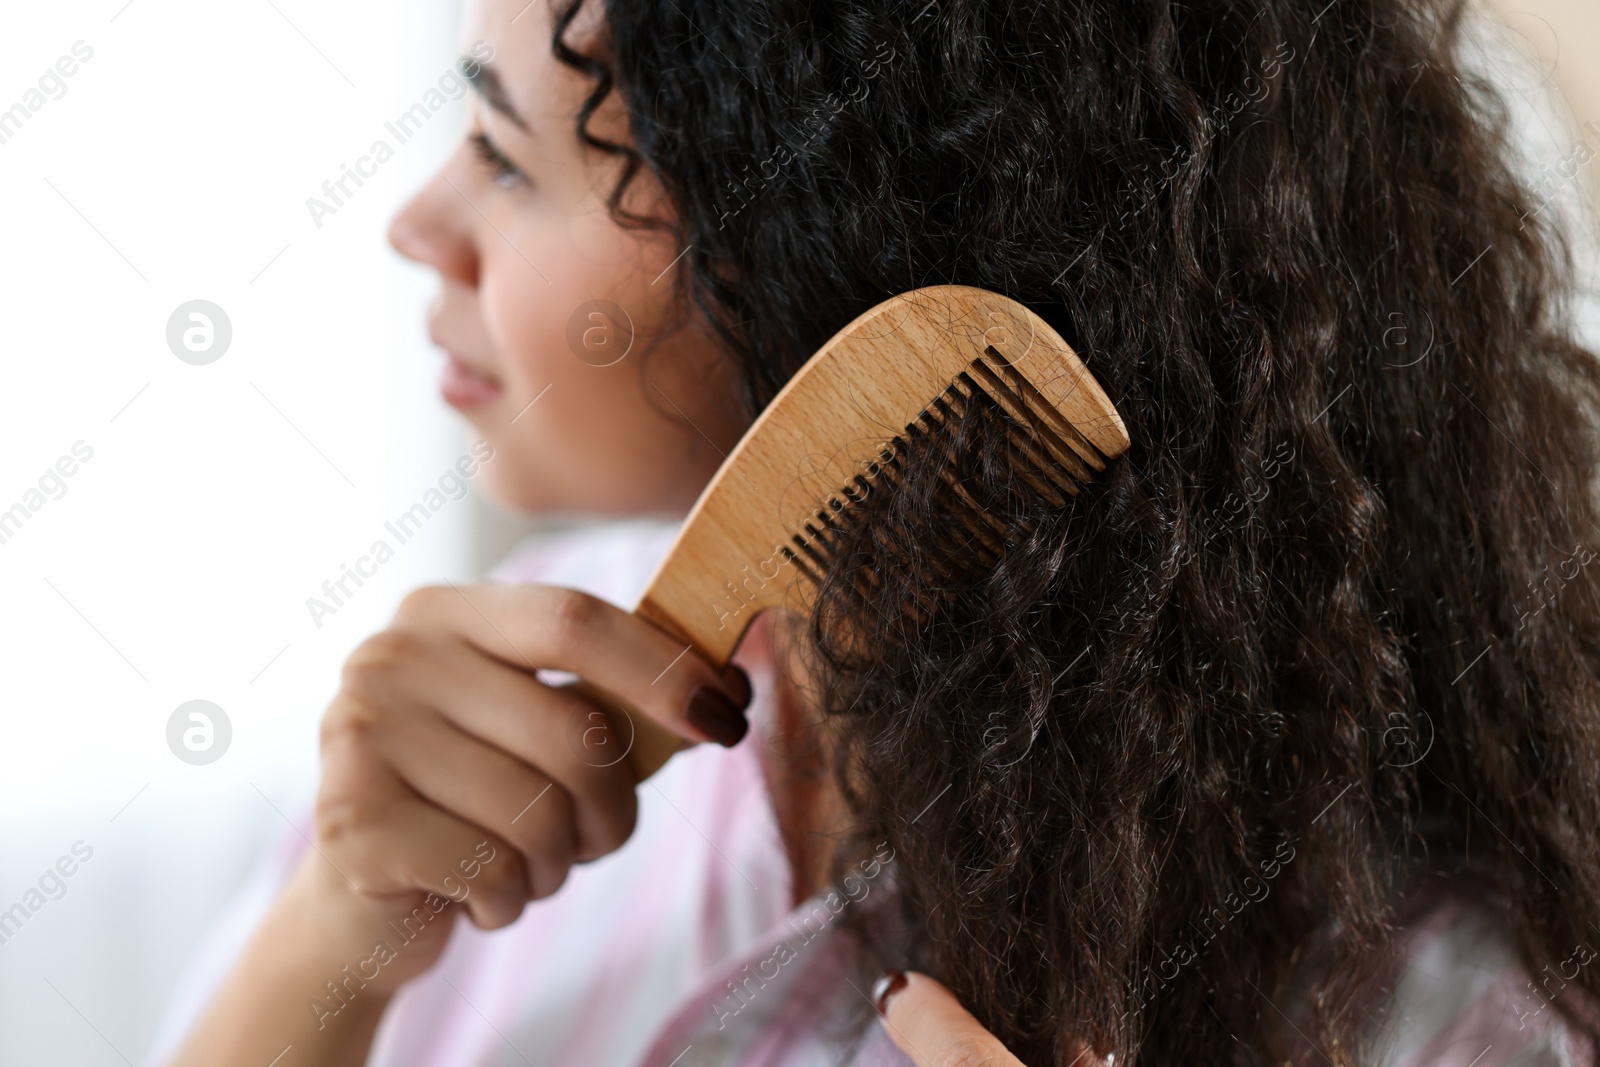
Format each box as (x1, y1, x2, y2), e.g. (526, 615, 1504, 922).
(387, 0, 746, 517)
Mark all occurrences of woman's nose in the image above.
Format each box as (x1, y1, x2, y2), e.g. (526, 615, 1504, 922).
(387, 159, 479, 286)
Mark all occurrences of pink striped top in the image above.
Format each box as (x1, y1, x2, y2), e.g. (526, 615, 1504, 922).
(144, 521, 1586, 1067)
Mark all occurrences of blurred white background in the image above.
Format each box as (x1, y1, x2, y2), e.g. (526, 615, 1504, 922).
(0, 1, 548, 1063)
(0, 0, 1596, 1065)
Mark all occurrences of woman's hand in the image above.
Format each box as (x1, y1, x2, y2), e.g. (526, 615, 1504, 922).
(303, 581, 752, 985)
(168, 582, 750, 1067)
(874, 971, 1106, 1067)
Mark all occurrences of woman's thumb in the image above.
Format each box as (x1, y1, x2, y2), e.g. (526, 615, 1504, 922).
(874, 970, 1101, 1067)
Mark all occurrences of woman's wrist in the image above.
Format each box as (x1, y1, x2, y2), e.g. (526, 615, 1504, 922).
(271, 857, 401, 991)
(271, 850, 457, 1004)
(165, 856, 415, 1067)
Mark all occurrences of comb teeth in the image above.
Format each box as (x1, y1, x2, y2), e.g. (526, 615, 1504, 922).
(784, 345, 1112, 592)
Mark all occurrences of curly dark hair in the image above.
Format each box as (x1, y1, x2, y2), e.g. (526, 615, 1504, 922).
(551, 0, 1600, 1062)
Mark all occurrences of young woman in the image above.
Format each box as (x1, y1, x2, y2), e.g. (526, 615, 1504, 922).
(157, 0, 1600, 1063)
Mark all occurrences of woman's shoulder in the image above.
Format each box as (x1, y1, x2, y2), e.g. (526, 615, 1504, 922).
(1362, 873, 1593, 1067)
(487, 518, 683, 603)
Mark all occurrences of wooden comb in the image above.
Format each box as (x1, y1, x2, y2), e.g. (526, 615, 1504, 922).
(593, 284, 1130, 781)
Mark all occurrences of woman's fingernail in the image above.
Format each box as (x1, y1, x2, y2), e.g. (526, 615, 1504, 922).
(871, 971, 907, 1016)
(722, 664, 753, 708)
(686, 686, 749, 747)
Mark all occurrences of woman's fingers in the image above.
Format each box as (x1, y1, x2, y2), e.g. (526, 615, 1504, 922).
(355, 631, 639, 863)
(313, 741, 530, 930)
(874, 971, 1025, 1067)
(312, 579, 754, 945)
(393, 582, 753, 747)
(374, 712, 581, 898)
(875, 971, 1104, 1067)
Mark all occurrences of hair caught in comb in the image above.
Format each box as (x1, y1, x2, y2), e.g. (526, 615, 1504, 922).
(784, 344, 1116, 633)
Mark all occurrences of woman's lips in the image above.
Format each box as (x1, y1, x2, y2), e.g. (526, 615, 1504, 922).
(439, 354, 503, 409)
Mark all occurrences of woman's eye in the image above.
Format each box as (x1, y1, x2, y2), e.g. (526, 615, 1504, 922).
(469, 131, 527, 189)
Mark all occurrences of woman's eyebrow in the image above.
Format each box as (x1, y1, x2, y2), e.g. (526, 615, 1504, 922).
(464, 62, 531, 133)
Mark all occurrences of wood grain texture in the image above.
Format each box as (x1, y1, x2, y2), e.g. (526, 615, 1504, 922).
(621, 285, 1129, 780)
